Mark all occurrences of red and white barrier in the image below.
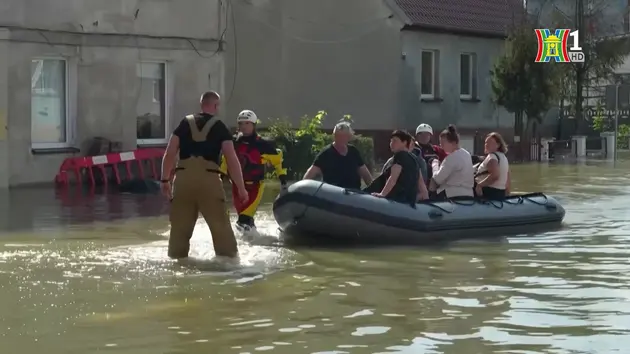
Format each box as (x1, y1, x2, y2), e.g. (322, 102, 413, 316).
(55, 148, 165, 187)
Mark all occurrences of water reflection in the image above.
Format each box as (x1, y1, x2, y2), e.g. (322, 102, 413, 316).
(0, 186, 166, 234)
(0, 162, 630, 353)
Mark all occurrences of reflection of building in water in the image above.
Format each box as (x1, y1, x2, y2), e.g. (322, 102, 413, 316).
(0, 0, 225, 187)
(0, 188, 166, 232)
(427, 246, 513, 353)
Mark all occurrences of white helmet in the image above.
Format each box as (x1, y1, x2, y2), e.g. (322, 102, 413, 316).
(415, 123, 433, 135)
(237, 110, 258, 124)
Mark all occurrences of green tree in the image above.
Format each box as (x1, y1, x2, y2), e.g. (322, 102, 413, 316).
(490, 22, 561, 144)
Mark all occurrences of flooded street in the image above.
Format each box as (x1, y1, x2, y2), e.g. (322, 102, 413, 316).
(1, 161, 629, 353)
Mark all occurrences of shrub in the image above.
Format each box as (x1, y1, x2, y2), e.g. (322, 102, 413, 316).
(263, 111, 375, 180)
(591, 101, 630, 149)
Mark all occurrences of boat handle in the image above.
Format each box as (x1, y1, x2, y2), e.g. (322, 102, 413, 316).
(545, 203, 557, 210)
(428, 210, 443, 218)
(343, 188, 369, 195)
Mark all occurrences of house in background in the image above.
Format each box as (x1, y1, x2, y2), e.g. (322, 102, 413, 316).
(0, 0, 225, 187)
(393, 0, 523, 153)
(223, 0, 405, 159)
(225, 0, 523, 158)
(0, 0, 525, 187)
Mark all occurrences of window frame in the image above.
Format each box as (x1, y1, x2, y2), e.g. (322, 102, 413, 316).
(31, 57, 71, 150)
(137, 60, 169, 146)
(420, 50, 436, 99)
(460, 53, 475, 99)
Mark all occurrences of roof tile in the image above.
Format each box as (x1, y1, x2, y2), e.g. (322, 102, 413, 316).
(394, 0, 525, 36)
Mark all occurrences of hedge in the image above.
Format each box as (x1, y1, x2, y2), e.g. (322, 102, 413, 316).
(263, 111, 374, 180)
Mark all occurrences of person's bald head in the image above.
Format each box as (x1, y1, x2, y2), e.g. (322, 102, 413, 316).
(200, 91, 220, 114)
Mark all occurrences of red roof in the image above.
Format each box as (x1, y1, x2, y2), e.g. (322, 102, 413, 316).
(393, 0, 525, 36)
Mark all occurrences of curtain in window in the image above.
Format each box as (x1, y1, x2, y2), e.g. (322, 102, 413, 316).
(31, 59, 66, 143)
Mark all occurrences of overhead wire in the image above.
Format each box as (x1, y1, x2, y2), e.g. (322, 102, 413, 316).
(0, 25, 222, 43)
(187, 0, 230, 58)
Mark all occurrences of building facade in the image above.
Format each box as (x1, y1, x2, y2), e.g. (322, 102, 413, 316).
(397, 30, 514, 153)
(0, 0, 225, 187)
(392, 0, 523, 153)
(226, 0, 522, 157)
(223, 0, 404, 133)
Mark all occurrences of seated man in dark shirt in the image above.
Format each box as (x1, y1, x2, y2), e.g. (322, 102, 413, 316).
(370, 130, 419, 206)
(303, 122, 372, 189)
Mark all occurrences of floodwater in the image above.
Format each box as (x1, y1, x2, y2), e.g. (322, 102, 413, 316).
(0, 161, 629, 353)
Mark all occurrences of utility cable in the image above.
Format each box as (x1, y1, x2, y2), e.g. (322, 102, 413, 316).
(187, 0, 230, 58)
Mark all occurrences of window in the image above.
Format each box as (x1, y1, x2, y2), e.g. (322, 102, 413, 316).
(460, 53, 476, 99)
(31, 59, 69, 148)
(137, 62, 167, 144)
(421, 50, 436, 98)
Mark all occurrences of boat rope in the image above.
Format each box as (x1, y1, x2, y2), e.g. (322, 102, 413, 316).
(292, 181, 326, 224)
(423, 202, 456, 213)
(450, 198, 505, 209)
(425, 193, 550, 212)
(503, 193, 548, 206)
(289, 188, 550, 227)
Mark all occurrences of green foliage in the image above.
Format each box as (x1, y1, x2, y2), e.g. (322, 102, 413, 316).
(490, 22, 561, 130)
(591, 100, 630, 149)
(264, 111, 374, 180)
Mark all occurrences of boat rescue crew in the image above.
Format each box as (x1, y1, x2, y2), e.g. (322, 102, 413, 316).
(160, 93, 518, 256)
(221, 109, 288, 232)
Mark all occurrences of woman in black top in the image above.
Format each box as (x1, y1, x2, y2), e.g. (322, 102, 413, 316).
(370, 130, 419, 206)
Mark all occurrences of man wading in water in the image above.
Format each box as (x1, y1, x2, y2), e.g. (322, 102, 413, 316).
(160, 91, 248, 261)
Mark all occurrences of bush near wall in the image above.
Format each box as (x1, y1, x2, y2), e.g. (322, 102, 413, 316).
(263, 111, 374, 180)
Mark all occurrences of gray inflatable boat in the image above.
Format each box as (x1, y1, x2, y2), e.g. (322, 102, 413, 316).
(273, 180, 565, 245)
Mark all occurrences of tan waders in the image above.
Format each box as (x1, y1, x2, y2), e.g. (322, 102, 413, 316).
(168, 116, 238, 259)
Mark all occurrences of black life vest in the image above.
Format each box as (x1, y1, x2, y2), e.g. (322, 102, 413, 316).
(417, 143, 438, 180)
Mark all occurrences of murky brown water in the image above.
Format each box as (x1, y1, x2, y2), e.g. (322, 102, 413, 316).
(1, 160, 629, 353)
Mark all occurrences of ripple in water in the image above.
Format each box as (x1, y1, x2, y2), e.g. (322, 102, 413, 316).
(3, 164, 630, 353)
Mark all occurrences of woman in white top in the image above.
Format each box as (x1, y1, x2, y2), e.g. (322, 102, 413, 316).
(428, 125, 474, 199)
(474, 132, 510, 199)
